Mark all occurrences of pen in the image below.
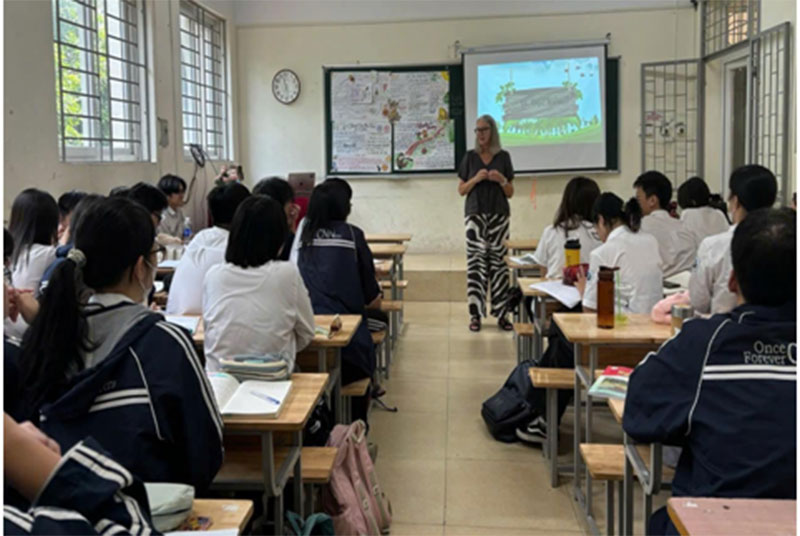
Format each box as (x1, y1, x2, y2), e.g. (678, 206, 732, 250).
(249, 391, 281, 405)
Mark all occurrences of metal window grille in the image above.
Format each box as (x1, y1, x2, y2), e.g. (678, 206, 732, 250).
(702, 0, 760, 59)
(180, 0, 228, 160)
(53, 0, 150, 162)
(749, 22, 792, 204)
(641, 60, 704, 182)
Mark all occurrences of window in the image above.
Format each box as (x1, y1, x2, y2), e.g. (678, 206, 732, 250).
(180, 1, 228, 160)
(52, 0, 150, 162)
(702, 0, 760, 58)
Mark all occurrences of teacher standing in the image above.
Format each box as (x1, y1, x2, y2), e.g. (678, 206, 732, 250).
(457, 114, 514, 332)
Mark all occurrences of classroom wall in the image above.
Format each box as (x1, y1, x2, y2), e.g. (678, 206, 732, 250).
(3, 0, 239, 223)
(237, 7, 698, 254)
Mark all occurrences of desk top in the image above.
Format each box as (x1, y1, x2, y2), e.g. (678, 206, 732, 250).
(553, 313, 672, 345)
(223, 373, 328, 432)
(366, 233, 412, 243)
(190, 499, 253, 533)
(370, 243, 407, 258)
(185, 314, 360, 349)
(667, 497, 796, 536)
(517, 277, 554, 297)
(504, 238, 539, 250)
(504, 256, 542, 271)
(374, 259, 393, 276)
(607, 398, 625, 424)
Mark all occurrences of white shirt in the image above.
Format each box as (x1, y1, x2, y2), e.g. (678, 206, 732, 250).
(166, 227, 229, 315)
(688, 225, 737, 315)
(640, 209, 697, 277)
(680, 207, 730, 248)
(531, 221, 603, 279)
(289, 218, 305, 265)
(202, 260, 315, 372)
(5, 244, 57, 339)
(582, 226, 664, 314)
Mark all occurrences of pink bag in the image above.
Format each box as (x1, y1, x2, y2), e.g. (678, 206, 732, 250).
(321, 421, 392, 535)
(651, 291, 690, 324)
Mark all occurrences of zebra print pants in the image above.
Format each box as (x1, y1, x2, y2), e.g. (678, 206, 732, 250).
(465, 213, 511, 319)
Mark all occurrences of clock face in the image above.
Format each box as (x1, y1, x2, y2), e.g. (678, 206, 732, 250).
(272, 69, 300, 104)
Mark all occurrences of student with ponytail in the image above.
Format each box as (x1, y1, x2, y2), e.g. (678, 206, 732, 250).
(516, 193, 663, 445)
(17, 197, 223, 489)
(295, 178, 381, 422)
(677, 176, 731, 246)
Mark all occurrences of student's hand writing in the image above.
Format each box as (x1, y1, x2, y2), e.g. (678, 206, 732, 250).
(575, 266, 588, 298)
(18, 421, 61, 455)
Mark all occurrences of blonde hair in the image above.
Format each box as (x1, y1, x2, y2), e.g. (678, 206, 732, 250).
(474, 114, 502, 156)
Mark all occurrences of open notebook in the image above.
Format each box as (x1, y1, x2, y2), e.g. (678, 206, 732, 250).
(207, 372, 292, 418)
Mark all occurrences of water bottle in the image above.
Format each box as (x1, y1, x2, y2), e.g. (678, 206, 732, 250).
(182, 217, 192, 243)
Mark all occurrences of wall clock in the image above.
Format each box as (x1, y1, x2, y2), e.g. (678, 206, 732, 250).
(272, 69, 301, 104)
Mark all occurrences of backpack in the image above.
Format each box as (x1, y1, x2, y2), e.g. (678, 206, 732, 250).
(286, 511, 335, 536)
(321, 421, 392, 535)
(481, 359, 538, 443)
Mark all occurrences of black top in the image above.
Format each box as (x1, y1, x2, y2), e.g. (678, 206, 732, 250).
(458, 149, 514, 216)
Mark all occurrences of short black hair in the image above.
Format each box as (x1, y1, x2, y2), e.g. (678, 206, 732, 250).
(9, 188, 59, 266)
(127, 182, 168, 216)
(253, 177, 294, 205)
(68, 194, 105, 238)
(109, 186, 130, 197)
(677, 177, 711, 209)
(634, 171, 672, 209)
(157, 174, 187, 196)
(57, 190, 88, 219)
(592, 192, 643, 232)
(225, 195, 288, 268)
(728, 164, 777, 212)
(207, 182, 250, 226)
(731, 207, 795, 306)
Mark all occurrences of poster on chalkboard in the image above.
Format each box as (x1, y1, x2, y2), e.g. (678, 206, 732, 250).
(393, 120, 455, 171)
(331, 121, 392, 173)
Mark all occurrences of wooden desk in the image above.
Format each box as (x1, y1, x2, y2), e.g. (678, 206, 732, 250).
(366, 233, 412, 243)
(667, 498, 796, 536)
(515, 277, 550, 362)
(190, 499, 253, 533)
(504, 237, 539, 254)
(213, 373, 328, 535)
(374, 259, 393, 277)
(554, 313, 669, 531)
(504, 256, 543, 290)
(607, 398, 625, 424)
(369, 243, 407, 259)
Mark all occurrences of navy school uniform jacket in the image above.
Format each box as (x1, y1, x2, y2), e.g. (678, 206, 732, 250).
(35, 301, 224, 490)
(623, 302, 796, 499)
(4, 437, 157, 535)
(297, 221, 381, 379)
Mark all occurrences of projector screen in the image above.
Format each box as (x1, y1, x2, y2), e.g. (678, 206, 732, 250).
(464, 44, 607, 172)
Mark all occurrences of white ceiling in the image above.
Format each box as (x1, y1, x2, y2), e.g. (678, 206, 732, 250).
(231, 0, 693, 27)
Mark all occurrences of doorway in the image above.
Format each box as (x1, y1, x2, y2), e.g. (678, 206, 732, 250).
(722, 56, 749, 197)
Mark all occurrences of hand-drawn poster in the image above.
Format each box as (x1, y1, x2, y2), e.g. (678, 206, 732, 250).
(331, 121, 392, 173)
(393, 120, 454, 171)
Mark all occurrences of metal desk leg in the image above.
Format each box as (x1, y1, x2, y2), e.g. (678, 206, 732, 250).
(623, 435, 634, 535)
(605, 482, 614, 536)
(617, 481, 624, 536)
(260, 432, 280, 535)
(535, 297, 546, 362)
(584, 345, 598, 516)
(548, 387, 559, 487)
(573, 342, 582, 499)
(293, 431, 304, 520)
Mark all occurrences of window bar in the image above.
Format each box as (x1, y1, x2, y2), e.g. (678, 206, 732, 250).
(56, 0, 66, 160)
(104, 0, 113, 161)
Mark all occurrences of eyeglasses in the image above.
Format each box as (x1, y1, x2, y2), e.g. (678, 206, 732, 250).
(150, 244, 167, 265)
(474, 127, 491, 133)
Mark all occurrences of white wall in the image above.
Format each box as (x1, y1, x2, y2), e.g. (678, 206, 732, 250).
(3, 0, 240, 223)
(237, 7, 697, 253)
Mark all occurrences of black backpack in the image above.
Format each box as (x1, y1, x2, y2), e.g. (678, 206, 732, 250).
(481, 359, 537, 443)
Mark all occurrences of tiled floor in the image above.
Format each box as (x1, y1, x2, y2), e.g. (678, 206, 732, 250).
(371, 301, 666, 535)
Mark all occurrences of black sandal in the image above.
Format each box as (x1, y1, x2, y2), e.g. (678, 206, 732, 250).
(498, 316, 513, 331)
(469, 316, 481, 332)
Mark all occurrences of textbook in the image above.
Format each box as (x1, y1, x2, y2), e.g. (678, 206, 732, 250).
(314, 314, 343, 339)
(207, 372, 292, 418)
(510, 253, 538, 265)
(529, 280, 581, 309)
(587, 366, 633, 400)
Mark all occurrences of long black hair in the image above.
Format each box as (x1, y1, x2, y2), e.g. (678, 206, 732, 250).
(9, 189, 59, 267)
(19, 197, 155, 415)
(300, 178, 352, 247)
(225, 195, 288, 268)
(678, 176, 730, 223)
(553, 176, 600, 235)
(592, 193, 642, 232)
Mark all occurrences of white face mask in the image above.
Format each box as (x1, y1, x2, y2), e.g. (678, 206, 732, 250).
(139, 258, 157, 306)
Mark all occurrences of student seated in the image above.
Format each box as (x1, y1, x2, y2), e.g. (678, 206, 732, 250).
(253, 176, 300, 261)
(4, 231, 23, 422)
(677, 176, 730, 246)
(296, 178, 381, 421)
(634, 171, 696, 277)
(203, 195, 315, 371)
(4, 414, 157, 535)
(167, 182, 250, 315)
(56, 190, 87, 246)
(516, 193, 663, 443)
(126, 181, 168, 231)
(531, 176, 602, 279)
(17, 197, 223, 489)
(157, 174, 188, 240)
(689, 165, 777, 315)
(623, 207, 796, 535)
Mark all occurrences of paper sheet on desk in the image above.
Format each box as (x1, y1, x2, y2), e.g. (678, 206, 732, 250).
(529, 281, 581, 309)
(510, 253, 537, 265)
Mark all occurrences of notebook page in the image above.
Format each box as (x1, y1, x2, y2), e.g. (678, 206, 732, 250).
(223, 380, 293, 417)
(206, 372, 240, 410)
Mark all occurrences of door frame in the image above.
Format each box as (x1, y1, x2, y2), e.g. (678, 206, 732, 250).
(721, 54, 750, 197)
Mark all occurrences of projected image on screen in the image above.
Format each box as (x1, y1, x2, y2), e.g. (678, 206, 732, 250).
(478, 57, 603, 147)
